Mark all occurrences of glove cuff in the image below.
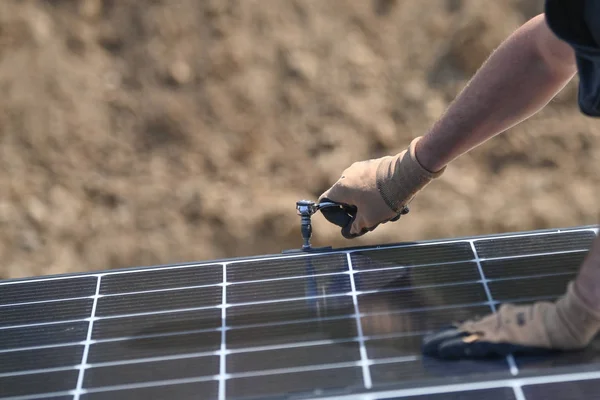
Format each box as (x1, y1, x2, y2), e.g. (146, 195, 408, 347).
(546, 281, 600, 349)
(376, 136, 446, 213)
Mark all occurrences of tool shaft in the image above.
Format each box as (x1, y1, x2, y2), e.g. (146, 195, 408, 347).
(301, 214, 312, 250)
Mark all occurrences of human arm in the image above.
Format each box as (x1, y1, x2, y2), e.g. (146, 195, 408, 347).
(416, 13, 578, 172)
(319, 8, 600, 360)
(319, 13, 578, 237)
(421, 14, 600, 360)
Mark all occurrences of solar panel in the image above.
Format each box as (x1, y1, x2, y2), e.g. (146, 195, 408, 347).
(1, 225, 599, 400)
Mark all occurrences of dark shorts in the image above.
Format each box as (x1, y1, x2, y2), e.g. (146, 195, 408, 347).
(545, 0, 600, 116)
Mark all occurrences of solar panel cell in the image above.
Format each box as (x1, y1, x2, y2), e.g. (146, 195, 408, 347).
(515, 336, 600, 373)
(365, 334, 424, 359)
(227, 318, 358, 349)
(369, 357, 511, 387)
(228, 342, 362, 374)
(81, 381, 218, 400)
(100, 264, 223, 294)
(480, 251, 587, 279)
(354, 262, 480, 292)
(0, 321, 89, 350)
(35, 397, 73, 400)
(92, 308, 221, 340)
(0, 298, 93, 327)
(358, 283, 489, 314)
(94, 286, 221, 317)
(227, 254, 349, 282)
(226, 366, 364, 399)
(83, 355, 219, 389)
(0, 276, 97, 305)
(362, 306, 494, 360)
(87, 331, 221, 363)
(0, 369, 79, 397)
(227, 274, 351, 304)
(226, 295, 355, 326)
(488, 274, 574, 302)
(522, 378, 600, 400)
(474, 230, 595, 259)
(376, 387, 517, 399)
(0, 345, 83, 374)
(351, 242, 474, 270)
(360, 305, 492, 338)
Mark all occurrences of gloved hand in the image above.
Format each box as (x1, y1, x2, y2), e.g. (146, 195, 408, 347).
(422, 281, 600, 359)
(318, 136, 445, 239)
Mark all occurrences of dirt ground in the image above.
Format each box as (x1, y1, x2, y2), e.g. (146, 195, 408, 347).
(1, 0, 599, 280)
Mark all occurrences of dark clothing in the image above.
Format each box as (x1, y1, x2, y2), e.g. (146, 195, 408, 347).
(546, 0, 600, 116)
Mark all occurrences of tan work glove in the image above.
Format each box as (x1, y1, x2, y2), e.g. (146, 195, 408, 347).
(318, 136, 445, 238)
(422, 281, 600, 359)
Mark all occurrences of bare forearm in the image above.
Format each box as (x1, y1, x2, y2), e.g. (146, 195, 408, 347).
(415, 15, 577, 172)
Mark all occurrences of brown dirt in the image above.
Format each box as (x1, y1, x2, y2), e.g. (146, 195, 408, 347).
(1, 0, 599, 280)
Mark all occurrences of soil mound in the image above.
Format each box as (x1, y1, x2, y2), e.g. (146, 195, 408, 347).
(1, 0, 598, 279)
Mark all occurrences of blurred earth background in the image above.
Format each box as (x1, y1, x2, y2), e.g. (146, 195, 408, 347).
(1, 0, 599, 279)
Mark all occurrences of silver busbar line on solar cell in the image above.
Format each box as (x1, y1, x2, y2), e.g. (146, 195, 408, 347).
(0, 224, 599, 400)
